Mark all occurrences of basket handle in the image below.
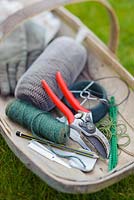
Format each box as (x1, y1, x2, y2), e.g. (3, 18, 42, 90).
(0, 0, 119, 53)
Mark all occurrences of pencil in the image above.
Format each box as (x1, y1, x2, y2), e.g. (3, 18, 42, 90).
(16, 131, 99, 159)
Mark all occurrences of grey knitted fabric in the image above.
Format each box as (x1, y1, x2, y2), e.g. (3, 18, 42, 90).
(15, 36, 87, 111)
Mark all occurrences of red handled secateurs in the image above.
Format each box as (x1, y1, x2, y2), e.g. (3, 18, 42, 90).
(41, 72, 110, 158)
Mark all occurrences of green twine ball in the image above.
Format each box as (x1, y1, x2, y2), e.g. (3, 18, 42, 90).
(6, 99, 70, 144)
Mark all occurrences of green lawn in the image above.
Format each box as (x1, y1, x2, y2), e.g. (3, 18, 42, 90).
(0, 1, 134, 200)
(67, 0, 134, 75)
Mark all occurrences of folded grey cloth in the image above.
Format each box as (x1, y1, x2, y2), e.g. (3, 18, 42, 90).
(15, 36, 87, 111)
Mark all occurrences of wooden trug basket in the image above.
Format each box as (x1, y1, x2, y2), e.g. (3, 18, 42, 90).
(0, 0, 134, 194)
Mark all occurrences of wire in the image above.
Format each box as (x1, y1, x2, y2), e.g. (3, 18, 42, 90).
(80, 76, 130, 107)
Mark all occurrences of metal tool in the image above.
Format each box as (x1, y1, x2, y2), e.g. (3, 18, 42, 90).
(52, 148, 97, 172)
(28, 140, 97, 172)
(41, 71, 110, 158)
(70, 129, 91, 151)
(57, 116, 91, 151)
(28, 140, 71, 168)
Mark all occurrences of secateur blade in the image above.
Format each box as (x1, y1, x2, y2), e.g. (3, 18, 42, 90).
(71, 113, 110, 159)
(81, 131, 109, 159)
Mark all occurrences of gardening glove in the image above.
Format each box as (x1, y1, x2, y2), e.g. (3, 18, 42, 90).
(0, 0, 60, 96)
(0, 21, 47, 96)
(24, 21, 46, 69)
(0, 24, 27, 96)
(0, 20, 46, 96)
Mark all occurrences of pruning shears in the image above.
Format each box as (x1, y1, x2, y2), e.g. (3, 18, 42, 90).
(41, 72, 110, 158)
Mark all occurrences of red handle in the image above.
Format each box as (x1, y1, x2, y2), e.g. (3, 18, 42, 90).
(56, 72, 89, 113)
(41, 80, 75, 124)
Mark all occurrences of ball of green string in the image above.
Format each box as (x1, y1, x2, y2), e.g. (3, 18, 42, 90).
(6, 99, 70, 144)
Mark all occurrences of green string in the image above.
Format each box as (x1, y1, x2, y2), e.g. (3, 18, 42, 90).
(108, 96, 118, 171)
(96, 117, 113, 140)
(117, 123, 131, 147)
(6, 99, 70, 144)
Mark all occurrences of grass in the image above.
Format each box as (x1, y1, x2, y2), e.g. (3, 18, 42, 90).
(0, 1, 134, 199)
(67, 0, 134, 75)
